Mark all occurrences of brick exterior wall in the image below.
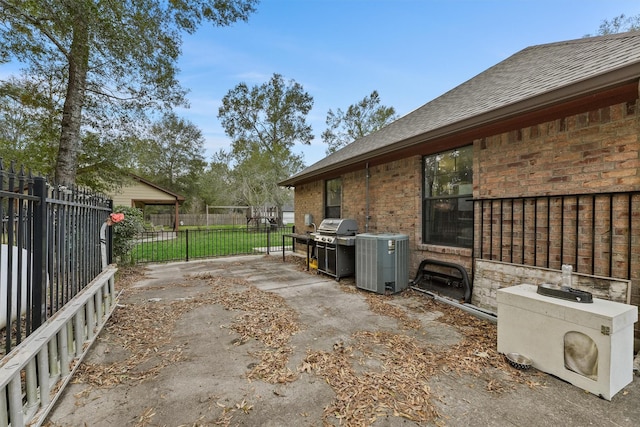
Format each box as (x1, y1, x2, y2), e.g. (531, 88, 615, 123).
(292, 99, 640, 336)
(342, 158, 421, 236)
(475, 102, 640, 197)
(475, 100, 640, 338)
(293, 180, 323, 234)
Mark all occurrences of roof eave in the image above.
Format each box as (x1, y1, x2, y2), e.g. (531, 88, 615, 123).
(280, 64, 640, 187)
(128, 173, 186, 202)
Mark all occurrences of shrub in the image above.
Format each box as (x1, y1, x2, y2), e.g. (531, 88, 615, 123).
(111, 206, 145, 264)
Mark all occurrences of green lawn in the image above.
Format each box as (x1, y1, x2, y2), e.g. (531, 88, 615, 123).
(131, 226, 294, 263)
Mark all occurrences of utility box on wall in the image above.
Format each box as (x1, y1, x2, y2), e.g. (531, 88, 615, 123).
(304, 213, 313, 226)
(355, 233, 409, 294)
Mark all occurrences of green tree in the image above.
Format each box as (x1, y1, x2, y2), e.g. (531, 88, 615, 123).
(199, 150, 237, 208)
(217, 73, 312, 217)
(133, 113, 206, 208)
(586, 13, 640, 36)
(322, 90, 397, 155)
(230, 149, 298, 219)
(76, 132, 138, 192)
(0, 0, 258, 184)
(0, 74, 141, 191)
(0, 75, 62, 176)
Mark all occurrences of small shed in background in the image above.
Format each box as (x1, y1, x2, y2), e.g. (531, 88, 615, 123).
(109, 174, 185, 231)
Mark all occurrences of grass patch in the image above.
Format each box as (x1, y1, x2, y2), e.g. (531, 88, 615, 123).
(131, 226, 294, 263)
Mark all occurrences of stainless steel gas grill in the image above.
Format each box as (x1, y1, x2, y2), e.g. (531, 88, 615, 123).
(311, 218, 357, 280)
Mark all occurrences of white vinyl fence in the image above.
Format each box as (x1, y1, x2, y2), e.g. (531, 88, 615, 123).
(0, 265, 118, 427)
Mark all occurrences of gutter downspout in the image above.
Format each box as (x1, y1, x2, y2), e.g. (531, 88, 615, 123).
(365, 163, 370, 232)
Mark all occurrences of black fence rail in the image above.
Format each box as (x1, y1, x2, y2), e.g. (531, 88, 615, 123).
(45, 183, 112, 317)
(1, 161, 111, 355)
(131, 225, 295, 264)
(474, 191, 640, 282)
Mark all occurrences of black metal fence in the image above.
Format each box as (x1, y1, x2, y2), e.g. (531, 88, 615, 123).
(131, 225, 294, 264)
(474, 191, 640, 282)
(1, 161, 112, 354)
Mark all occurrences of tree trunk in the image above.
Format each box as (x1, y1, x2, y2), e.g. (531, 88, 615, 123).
(55, 11, 89, 185)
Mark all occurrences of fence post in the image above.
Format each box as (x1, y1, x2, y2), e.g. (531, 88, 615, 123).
(107, 199, 113, 265)
(266, 225, 271, 255)
(31, 177, 47, 330)
(185, 229, 189, 262)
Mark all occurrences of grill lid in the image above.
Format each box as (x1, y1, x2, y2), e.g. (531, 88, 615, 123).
(317, 218, 358, 235)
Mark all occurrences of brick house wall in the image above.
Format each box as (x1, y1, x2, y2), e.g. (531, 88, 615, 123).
(292, 99, 640, 335)
(342, 158, 421, 236)
(475, 100, 640, 302)
(475, 102, 640, 197)
(293, 180, 323, 232)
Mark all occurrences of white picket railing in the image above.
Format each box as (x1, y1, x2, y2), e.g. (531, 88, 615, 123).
(0, 265, 118, 427)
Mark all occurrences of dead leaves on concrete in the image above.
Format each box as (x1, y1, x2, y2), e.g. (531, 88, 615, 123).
(363, 292, 422, 330)
(75, 267, 300, 389)
(71, 259, 543, 427)
(302, 288, 543, 426)
(305, 330, 440, 425)
(257, 257, 543, 425)
(74, 289, 202, 387)
(201, 274, 300, 384)
(414, 292, 536, 381)
(217, 284, 300, 349)
(134, 407, 156, 427)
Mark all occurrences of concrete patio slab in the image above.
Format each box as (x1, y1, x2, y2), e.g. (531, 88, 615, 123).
(44, 255, 639, 426)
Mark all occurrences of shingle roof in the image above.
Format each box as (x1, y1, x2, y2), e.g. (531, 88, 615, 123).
(281, 31, 640, 186)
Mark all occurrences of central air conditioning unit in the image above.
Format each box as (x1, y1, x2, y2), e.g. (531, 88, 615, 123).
(356, 233, 409, 294)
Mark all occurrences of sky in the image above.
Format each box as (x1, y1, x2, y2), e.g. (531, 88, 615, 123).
(3, 1, 640, 169)
(175, 0, 640, 168)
